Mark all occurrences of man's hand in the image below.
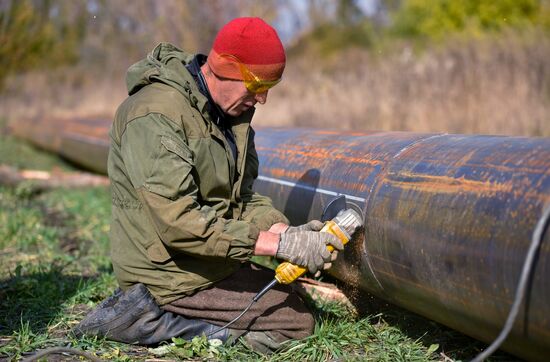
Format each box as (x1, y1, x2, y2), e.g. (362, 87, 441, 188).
(285, 220, 324, 233)
(276, 231, 343, 275)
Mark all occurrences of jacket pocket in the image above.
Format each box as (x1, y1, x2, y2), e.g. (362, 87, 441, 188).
(145, 135, 196, 199)
(160, 135, 194, 162)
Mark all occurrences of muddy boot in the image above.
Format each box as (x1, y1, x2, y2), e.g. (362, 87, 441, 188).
(238, 330, 284, 354)
(72, 283, 228, 345)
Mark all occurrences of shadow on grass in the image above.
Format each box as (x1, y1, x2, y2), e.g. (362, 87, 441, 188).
(336, 281, 520, 361)
(0, 186, 114, 339)
(0, 262, 93, 336)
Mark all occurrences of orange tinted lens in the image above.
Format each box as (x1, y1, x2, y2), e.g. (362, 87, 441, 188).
(229, 56, 281, 93)
(243, 78, 280, 93)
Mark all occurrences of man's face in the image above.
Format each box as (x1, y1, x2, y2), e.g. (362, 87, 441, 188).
(212, 77, 268, 117)
(201, 63, 269, 117)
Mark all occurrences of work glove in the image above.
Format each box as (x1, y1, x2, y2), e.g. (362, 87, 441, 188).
(285, 220, 325, 233)
(276, 231, 344, 275)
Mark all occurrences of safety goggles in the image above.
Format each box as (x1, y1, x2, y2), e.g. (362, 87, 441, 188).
(220, 54, 281, 94)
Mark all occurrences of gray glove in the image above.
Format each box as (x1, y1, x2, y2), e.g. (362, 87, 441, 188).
(285, 220, 324, 233)
(276, 231, 344, 275)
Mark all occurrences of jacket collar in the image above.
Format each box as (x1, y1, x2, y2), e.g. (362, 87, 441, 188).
(185, 55, 228, 128)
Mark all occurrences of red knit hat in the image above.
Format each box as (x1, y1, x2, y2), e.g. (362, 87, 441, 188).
(207, 17, 286, 82)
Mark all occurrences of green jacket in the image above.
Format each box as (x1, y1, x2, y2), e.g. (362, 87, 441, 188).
(108, 43, 288, 305)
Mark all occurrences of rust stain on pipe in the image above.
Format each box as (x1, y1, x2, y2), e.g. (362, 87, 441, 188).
(10, 118, 550, 361)
(386, 172, 515, 194)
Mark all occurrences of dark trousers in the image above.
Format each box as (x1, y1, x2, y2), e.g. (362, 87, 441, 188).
(162, 262, 315, 344)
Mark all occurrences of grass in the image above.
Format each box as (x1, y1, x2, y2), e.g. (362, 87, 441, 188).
(0, 121, 518, 361)
(268, 306, 437, 362)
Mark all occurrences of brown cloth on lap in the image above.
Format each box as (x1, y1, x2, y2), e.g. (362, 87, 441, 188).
(162, 263, 315, 341)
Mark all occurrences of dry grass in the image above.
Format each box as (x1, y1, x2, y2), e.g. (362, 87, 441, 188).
(0, 64, 127, 122)
(2, 31, 549, 137)
(255, 31, 550, 137)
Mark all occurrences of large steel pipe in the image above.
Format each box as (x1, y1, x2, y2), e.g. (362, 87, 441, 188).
(253, 128, 550, 361)
(10, 118, 550, 361)
(10, 117, 110, 174)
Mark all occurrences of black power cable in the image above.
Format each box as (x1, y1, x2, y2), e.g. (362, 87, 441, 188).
(471, 204, 550, 362)
(206, 279, 278, 337)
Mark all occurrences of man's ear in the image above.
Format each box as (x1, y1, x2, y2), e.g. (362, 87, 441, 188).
(200, 62, 212, 77)
(200, 63, 216, 96)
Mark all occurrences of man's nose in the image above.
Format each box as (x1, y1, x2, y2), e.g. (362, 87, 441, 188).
(254, 91, 268, 104)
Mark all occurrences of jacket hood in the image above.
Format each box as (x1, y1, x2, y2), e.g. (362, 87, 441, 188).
(125, 42, 255, 125)
(126, 43, 196, 98)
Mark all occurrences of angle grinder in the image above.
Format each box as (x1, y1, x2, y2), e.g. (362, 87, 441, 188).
(207, 206, 363, 336)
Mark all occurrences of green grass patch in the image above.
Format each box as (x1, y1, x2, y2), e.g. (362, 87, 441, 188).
(0, 184, 116, 360)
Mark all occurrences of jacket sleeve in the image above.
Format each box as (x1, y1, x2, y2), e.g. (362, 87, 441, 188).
(121, 113, 259, 261)
(239, 129, 289, 231)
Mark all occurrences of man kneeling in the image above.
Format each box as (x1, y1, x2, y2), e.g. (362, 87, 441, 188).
(74, 17, 342, 353)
